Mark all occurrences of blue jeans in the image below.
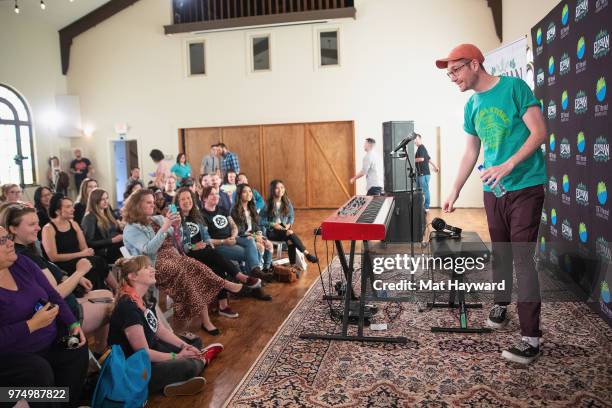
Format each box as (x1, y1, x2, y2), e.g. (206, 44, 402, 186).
(417, 175, 431, 209)
(216, 237, 260, 273)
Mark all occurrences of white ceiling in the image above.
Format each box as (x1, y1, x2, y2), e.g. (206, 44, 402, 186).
(0, 0, 109, 29)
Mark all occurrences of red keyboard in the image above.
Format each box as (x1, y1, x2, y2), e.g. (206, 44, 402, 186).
(321, 195, 395, 241)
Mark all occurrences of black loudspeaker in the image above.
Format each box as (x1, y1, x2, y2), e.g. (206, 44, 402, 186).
(383, 121, 415, 193)
(386, 191, 426, 243)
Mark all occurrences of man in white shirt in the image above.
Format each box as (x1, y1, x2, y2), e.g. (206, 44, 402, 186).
(350, 138, 384, 196)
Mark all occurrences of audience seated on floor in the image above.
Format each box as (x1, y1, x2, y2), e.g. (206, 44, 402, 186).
(108, 255, 224, 397)
(0, 225, 89, 407)
(121, 189, 245, 337)
(81, 188, 124, 264)
(41, 193, 118, 293)
(1, 203, 113, 355)
(74, 178, 98, 225)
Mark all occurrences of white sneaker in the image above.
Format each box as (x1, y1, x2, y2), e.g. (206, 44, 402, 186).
(163, 376, 206, 397)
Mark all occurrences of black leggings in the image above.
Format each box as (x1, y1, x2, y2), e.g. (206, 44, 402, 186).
(187, 246, 241, 300)
(55, 255, 110, 292)
(0, 343, 89, 408)
(266, 229, 306, 264)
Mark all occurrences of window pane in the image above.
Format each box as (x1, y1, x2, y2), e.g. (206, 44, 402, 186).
(189, 42, 205, 75)
(0, 124, 20, 184)
(19, 126, 34, 185)
(320, 31, 339, 66)
(0, 101, 15, 121)
(253, 37, 270, 71)
(0, 85, 29, 121)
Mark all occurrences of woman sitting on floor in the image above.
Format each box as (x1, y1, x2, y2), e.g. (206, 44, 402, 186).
(175, 188, 270, 307)
(108, 255, 223, 397)
(231, 183, 273, 272)
(0, 226, 89, 407)
(81, 188, 124, 264)
(1, 203, 113, 354)
(122, 189, 245, 336)
(262, 180, 318, 265)
(42, 193, 118, 293)
(201, 186, 274, 283)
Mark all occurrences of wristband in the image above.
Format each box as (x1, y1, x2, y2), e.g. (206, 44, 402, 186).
(171, 352, 176, 360)
(69, 322, 80, 330)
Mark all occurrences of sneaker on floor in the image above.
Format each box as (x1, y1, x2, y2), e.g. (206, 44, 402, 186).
(218, 307, 239, 318)
(245, 276, 262, 289)
(305, 253, 319, 263)
(501, 340, 540, 365)
(201, 343, 224, 365)
(163, 376, 206, 397)
(486, 304, 509, 329)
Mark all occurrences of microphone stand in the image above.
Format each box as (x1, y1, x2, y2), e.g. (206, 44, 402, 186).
(400, 144, 418, 259)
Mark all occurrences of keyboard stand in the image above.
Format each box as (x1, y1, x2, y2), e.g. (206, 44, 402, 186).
(300, 240, 408, 344)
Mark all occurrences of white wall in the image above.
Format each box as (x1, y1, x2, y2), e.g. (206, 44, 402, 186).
(66, 0, 501, 208)
(0, 9, 72, 196)
(503, 0, 560, 45)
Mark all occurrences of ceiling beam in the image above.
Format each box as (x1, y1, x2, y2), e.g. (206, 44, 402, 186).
(59, 0, 141, 75)
(487, 0, 503, 43)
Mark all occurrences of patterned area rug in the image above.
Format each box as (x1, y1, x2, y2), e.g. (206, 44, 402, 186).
(225, 257, 612, 407)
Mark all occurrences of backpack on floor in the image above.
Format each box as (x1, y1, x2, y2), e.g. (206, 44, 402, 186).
(92, 345, 151, 408)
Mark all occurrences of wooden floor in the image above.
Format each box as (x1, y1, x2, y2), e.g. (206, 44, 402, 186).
(148, 207, 488, 408)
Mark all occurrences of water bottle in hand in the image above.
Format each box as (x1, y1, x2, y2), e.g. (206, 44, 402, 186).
(477, 164, 507, 197)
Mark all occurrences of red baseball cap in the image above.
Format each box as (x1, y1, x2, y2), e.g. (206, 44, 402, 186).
(435, 44, 485, 69)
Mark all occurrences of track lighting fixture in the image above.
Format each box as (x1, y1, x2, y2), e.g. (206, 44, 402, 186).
(14, 0, 19, 13)
(40, 0, 45, 10)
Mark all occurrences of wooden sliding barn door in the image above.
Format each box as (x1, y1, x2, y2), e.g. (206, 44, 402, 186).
(180, 120, 355, 209)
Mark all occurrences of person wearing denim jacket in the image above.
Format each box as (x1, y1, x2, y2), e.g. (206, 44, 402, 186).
(262, 180, 318, 266)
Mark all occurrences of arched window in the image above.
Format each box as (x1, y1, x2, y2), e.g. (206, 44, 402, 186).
(0, 84, 35, 186)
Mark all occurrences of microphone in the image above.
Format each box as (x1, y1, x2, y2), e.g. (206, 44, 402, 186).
(431, 217, 462, 236)
(391, 132, 417, 153)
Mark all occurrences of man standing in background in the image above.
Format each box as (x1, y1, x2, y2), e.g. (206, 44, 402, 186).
(350, 138, 383, 196)
(219, 143, 240, 179)
(201, 144, 221, 176)
(414, 133, 439, 212)
(69, 148, 92, 190)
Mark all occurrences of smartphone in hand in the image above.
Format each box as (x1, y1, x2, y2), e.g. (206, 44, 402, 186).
(168, 204, 177, 213)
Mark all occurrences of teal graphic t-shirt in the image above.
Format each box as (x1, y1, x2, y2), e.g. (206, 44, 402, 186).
(464, 76, 547, 192)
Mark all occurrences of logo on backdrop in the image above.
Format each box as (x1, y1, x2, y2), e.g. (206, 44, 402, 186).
(562, 219, 573, 241)
(602, 281, 611, 306)
(537, 68, 545, 87)
(595, 77, 608, 117)
(536, 27, 544, 55)
(562, 174, 572, 205)
(549, 133, 557, 161)
(549, 176, 559, 196)
(576, 36, 587, 73)
(596, 237, 611, 263)
(560, 137, 571, 158)
(559, 52, 571, 75)
(561, 90, 570, 121)
(594, 30, 610, 59)
(547, 22, 557, 44)
(576, 182, 589, 206)
(574, 90, 588, 114)
(561, 4, 571, 37)
(550, 208, 558, 236)
(548, 56, 556, 85)
(548, 99, 558, 119)
(594, 136, 610, 162)
(596, 181, 609, 220)
(541, 208, 548, 224)
(575, 0, 589, 21)
(595, 0, 609, 13)
(540, 236, 546, 253)
(579, 222, 588, 243)
(577, 131, 588, 166)
(540, 99, 545, 113)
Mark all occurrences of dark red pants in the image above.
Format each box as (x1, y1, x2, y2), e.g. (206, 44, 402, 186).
(484, 184, 545, 337)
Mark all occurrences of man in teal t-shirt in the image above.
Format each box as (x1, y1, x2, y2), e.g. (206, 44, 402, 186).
(436, 44, 547, 365)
